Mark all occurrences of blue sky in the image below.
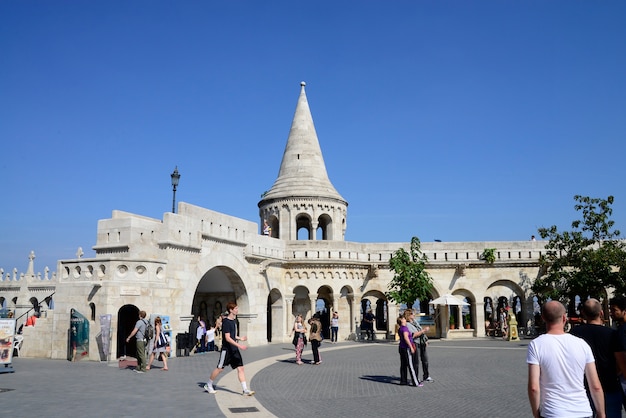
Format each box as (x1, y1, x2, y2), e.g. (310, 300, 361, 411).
(1, 1, 625, 272)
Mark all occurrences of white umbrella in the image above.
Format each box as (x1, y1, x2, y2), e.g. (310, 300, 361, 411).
(429, 294, 469, 306)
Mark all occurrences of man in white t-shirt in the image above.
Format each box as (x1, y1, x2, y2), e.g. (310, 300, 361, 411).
(527, 300, 605, 418)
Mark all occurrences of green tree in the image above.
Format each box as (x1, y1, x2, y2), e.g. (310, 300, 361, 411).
(531, 195, 626, 303)
(387, 236, 434, 308)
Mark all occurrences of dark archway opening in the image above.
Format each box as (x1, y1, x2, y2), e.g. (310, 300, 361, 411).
(117, 305, 139, 359)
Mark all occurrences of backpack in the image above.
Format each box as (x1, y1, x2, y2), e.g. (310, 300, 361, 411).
(144, 320, 154, 341)
(311, 321, 318, 334)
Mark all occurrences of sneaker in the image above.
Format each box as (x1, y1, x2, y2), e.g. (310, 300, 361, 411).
(417, 381, 424, 387)
(243, 389, 255, 396)
(134, 370, 144, 374)
(204, 384, 216, 394)
(425, 377, 434, 382)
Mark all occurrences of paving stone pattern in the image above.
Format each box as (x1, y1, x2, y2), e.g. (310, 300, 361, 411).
(3, 338, 618, 418)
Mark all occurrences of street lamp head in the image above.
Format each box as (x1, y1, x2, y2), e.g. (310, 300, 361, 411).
(170, 166, 180, 213)
(171, 166, 181, 188)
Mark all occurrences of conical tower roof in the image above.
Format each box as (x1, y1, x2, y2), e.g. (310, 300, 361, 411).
(260, 82, 346, 204)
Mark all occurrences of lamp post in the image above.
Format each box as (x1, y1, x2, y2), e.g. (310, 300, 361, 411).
(170, 166, 180, 213)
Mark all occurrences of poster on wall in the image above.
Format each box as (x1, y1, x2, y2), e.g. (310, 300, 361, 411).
(0, 319, 16, 365)
(70, 309, 89, 361)
(161, 315, 172, 348)
(99, 314, 112, 362)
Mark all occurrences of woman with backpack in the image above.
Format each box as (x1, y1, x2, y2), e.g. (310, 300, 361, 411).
(147, 316, 169, 371)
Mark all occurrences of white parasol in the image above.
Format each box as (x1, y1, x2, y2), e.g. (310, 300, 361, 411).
(429, 294, 469, 306)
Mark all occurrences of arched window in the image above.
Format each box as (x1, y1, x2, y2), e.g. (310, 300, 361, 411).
(296, 214, 312, 240)
(44, 296, 55, 310)
(316, 214, 332, 240)
(484, 297, 494, 323)
(29, 297, 40, 316)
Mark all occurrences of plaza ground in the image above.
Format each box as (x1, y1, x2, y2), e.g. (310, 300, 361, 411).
(3, 338, 539, 417)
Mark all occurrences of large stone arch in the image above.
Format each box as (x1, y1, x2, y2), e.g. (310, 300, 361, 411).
(451, 289, 477, 331)
(193, 267, 236, 324)
(315, 284, 333, 338)
(292, 285, 312, 320)
(361, 289, 388, 337)
(190, 251, 257, 342)
(487, 279, 527, 331)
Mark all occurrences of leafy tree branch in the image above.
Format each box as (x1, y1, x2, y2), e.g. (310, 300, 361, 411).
(387, 236, 434, 308)
(531, 195, 626, 304)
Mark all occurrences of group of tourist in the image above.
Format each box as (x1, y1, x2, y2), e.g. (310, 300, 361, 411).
(396, 309, 432, 387)
(127, 295, 626, 411)
(126, 304, 255, 396)
(125, 310, 171, 373)
(192, 314, 221, 354)
(291, 312, 325, 365)
(526, 296, 626, 418)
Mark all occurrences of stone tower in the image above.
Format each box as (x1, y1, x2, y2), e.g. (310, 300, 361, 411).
(258, 82, 347, 241)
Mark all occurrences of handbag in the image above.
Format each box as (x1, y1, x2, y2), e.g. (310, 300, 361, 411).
(157, 332, 169, 348)
(292, 334, 298, 346)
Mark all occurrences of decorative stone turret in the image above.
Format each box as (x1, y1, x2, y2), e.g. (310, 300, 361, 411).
(258, 82, 348, 241)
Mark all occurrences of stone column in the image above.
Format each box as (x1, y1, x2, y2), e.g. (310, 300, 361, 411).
(387, 302, 401, 340)
(348, 295, 355, 333)
(285, 296, 294, 335)
(475, 301, 485, 337)
(309, 296, 317, 319)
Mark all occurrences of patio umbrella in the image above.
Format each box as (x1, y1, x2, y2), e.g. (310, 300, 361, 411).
(429, 294, 469, 306)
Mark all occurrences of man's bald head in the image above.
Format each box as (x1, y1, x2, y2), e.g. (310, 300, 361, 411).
(580, 298, 602, 321)
(542, 301, 566, 324)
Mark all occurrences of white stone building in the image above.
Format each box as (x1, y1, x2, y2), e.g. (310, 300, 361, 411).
(0, 82, 546, 360)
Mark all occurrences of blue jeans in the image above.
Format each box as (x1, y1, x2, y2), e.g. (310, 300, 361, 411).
(601, 389, 622, 418)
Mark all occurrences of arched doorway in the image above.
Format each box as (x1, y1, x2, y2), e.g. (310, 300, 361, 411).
(191, 266, 251, 339)
(316, 285, 333, 339)
(267, 289, 283, 343)
(117, 304, 139, 359)
(361, 291, 389, 339)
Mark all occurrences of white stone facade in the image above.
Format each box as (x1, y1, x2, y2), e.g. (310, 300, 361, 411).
(1, 83, 547, 360)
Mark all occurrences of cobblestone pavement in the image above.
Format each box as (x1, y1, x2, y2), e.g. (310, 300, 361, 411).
(1, 338, 542, 417)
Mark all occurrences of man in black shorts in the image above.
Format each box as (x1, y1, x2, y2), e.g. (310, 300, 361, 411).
(204, 302, 255, 396)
